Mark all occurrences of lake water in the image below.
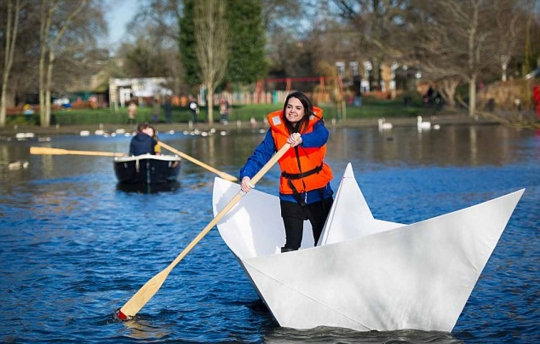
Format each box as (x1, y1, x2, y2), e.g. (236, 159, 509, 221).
(0, 125, 538, 343)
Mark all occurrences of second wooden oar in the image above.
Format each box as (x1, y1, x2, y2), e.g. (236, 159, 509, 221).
(30, 146, 126, 157)
(117, 143, 291, 320)
(158, 141, 237, 182)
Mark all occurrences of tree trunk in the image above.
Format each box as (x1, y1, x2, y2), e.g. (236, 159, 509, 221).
(467, 2, 478, 118)
(438, 78, 459, 108)
(193, 0, 228, 125)
(207, 83, 214, 124)
(0, 90, 7, 127)
(372, 57, 381, 91)
(38, 0, 87, 127)
(468, 74, 477, 117)
(42, 49, 55, 127)
(0, 0, 22, 128)
(39, 0, 51, 128)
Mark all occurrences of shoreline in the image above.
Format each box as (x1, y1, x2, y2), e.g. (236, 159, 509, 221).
(0, 114, 502, 137)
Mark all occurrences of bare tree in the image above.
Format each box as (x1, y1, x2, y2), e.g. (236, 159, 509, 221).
(330, 0, 412, 89)
(0, 0, 26, 127)
(411, 0, 497, 116)
(405, 5, 462, 107)
(493, 0, 527, 82)
(262, 0, 303, 33)
(522, 0, 538, 76)
(126, 0, 185, 94)
(444, 0, 497, 116)
(38, 0, 88, 127)
(193, 0, 229, 124)
(121, 38, 171, 77)
(129, 0, 182, 42)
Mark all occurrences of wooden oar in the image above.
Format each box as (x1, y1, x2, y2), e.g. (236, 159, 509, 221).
(117, 143, 291, 320)
(158, 141, 237, 182)
(30, 146, 126, 157)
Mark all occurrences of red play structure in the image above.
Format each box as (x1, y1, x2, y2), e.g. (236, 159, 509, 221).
(533, 85, 540, 118)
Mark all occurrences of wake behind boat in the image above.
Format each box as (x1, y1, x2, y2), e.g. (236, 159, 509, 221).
(114, 154, 181, 184)
(212, 163, 524, 332)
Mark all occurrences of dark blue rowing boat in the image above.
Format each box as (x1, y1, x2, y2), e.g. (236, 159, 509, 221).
(114, 154, 181, 184)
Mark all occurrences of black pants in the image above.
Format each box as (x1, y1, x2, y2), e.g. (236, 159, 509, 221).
(280, 197, 333, 250)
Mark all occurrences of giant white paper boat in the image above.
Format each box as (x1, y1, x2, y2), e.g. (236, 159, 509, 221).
(212, 163, 524, 332)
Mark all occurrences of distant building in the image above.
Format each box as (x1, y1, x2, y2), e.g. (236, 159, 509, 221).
(109, 78, 173, 109)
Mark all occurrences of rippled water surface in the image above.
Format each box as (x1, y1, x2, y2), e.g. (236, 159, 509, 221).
(1, 125, 538, 343)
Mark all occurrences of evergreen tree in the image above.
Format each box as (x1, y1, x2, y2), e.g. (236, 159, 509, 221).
(225, 0, 267, 84)
(179, 0, 201, 87)
(179, 0, 267, 88)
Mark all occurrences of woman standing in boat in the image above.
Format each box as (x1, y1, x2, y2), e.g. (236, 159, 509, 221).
(240, 91, 334, 253)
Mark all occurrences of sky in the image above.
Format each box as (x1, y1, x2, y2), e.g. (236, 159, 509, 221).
(102, 0, 138, 47)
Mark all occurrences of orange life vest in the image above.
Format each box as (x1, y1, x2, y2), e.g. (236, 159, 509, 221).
(267, 107, 333, 194)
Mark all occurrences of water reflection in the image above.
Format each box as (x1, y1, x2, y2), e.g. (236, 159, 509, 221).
(121, 318, 170, 340)
(327, 125, 534, 167)
(264, 326, 463, 344)
(116, 182, 181, 194)
(2, 126, 534, 183)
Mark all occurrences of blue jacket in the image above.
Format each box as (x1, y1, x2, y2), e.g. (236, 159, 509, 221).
(129, 133, 156, 156)
(239, 120, 333, 204)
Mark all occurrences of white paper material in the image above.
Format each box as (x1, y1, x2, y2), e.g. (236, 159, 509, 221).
(212, 179, 314, 259)
(212, 163, 524, 332)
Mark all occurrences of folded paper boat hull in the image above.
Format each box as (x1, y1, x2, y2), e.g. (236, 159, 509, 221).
(212, 163, 524, 332)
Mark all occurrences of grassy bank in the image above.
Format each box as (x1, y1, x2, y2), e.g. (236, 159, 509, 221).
(6, 96, 438, 126)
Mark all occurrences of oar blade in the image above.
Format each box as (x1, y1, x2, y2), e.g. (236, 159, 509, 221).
(118, 269, 171, 320)
(30, 146, 68, 155)
(30, 146, 126, 157)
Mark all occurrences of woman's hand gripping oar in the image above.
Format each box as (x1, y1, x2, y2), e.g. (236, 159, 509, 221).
(158, 141, 237, 182)
(117, 143, 291, 320)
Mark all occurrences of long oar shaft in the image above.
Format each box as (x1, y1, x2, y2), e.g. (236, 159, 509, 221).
(158, 142, 237, 182)
(118, 143, 290, 319)
(30, 146, 126, 157)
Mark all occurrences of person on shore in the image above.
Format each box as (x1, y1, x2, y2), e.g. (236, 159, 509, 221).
(239, 91, 334, 253)
(129, 123, 157, 156)
(188, 96, 199, 123)
(127, 101, 137, 124)
(152, 97, 160, 123)
(219, 98, 229, 124)
(163, 98, 173, 123)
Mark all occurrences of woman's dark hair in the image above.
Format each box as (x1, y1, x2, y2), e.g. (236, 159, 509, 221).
(282, 91, 313, 134)
(137, 123, 150, 133)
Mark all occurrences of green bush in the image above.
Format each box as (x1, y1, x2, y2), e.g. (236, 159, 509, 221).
(7, 115, 37, 126)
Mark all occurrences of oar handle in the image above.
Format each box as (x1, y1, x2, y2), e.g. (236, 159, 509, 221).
(168, 143, 290, 268)
(251, 143, 290, 185)
(158, 142, 238, 182)
(118, 143, 291, 319)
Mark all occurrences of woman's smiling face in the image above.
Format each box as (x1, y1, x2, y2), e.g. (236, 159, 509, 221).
(285, 97, 304, 123)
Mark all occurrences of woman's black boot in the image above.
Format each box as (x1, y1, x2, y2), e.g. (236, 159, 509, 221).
(281, 247, 297, 253)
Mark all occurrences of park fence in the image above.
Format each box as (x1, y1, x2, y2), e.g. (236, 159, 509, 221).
(213, 90, 332, 106)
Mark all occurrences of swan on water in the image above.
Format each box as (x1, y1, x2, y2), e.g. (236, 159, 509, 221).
(378, 118, 393, 130)
(417, 116, 431, 130)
